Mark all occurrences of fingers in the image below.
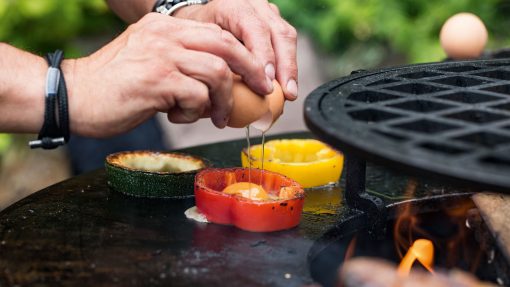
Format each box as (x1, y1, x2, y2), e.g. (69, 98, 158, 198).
(269, 3, 280, 15)
(215, 2, 277, 85)
(271, 19, 298, 101)
(165, 73, 211, 125)
(209, 0, 298, 100)
(174, 50, 234, 128)
(176, 20, 273, 96)
(251, 1, 299, 100)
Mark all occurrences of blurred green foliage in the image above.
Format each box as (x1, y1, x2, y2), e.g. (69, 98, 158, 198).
(272, 0, 510, 63)
(0, 0, 122, 56)
(1, 0, 510, 153)
(0, 0, 122, 155)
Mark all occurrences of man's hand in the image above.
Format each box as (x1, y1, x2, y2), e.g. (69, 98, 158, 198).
(68, 13, 271, 137)
(174, 0, 298, 100)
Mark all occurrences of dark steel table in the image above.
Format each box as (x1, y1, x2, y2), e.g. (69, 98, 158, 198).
(0, 132, 346, 286)
(0, 132, 472, 286)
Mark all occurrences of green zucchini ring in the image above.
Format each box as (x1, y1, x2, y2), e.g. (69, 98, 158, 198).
(105, 151, 209, 198)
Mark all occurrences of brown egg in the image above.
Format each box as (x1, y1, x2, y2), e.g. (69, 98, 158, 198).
(440, 13, 488, 60)
(227, 75, 285, 131)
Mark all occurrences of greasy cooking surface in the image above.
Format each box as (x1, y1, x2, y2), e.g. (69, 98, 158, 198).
(0, 132, 474, 286)
(305, 59, 510, 192)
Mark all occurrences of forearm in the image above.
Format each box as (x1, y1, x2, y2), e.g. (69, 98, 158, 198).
(0, 43, 47, 133)
(106, 0, 155, 23)
(0, 43, 77, 135)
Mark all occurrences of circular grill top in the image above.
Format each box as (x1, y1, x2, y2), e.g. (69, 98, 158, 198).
(305, 59, 510, 193)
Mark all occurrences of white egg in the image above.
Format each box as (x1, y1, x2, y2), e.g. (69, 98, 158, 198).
(440, 13, 488, 59)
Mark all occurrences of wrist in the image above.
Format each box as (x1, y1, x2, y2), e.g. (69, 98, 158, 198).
(23, 55, 48, 133)
(64, 56, 115, 138)
(172, 4, 203, 19)
(29, 51, 74, 149)
(60, 58, 78, 136)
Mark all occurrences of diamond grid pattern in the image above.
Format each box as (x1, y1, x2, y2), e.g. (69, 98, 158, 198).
(337, 60, 510, 169)
(305, 58, 510, 192)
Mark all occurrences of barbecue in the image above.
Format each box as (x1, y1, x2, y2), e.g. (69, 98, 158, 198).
(2, 54, 510, 287)
(305, 58, 510, 286)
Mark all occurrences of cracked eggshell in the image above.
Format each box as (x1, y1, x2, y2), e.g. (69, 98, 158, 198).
(227, 75, 284, 131)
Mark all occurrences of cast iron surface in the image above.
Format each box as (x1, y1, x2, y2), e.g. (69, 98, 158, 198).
(0, 132, 473, 286)
(305, 59, 510, 193)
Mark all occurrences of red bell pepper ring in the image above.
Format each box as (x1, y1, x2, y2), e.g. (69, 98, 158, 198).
(194, 168, 305, 232)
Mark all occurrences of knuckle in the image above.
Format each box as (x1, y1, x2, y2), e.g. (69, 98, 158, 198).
(142, 21, 168, 37)
(151, 38, 168, 51)
(250, 18, 270, 34)
(276, 23, 297, 39)
(187, 85, 209, 107)
(219, 29, 237, 46)
(204, 23, 223, 34)
(166, 70, 181, 82)
(196, 87, 210, 104)
(210, 59, 230, 79)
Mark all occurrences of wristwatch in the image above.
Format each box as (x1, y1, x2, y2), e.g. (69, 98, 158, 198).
(153, 0, 209, 16)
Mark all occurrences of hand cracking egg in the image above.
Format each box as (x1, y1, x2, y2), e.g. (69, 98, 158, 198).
(227, 75, 285, 131)
(440, 13, 488, 60)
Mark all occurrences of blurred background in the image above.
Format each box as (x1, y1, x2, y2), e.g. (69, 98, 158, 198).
(1, 0, 510, 209)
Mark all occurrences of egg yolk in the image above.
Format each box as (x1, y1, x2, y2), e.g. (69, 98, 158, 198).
(223, 182, 269, 201)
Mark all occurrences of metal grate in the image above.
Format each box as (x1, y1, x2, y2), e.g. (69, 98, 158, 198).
(305, 59, 510, 193)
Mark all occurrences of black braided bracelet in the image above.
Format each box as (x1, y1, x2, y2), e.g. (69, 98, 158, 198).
(29, 50, 70, 149)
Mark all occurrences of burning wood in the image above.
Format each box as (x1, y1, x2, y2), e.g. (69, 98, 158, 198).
(472, 193, 510, 264)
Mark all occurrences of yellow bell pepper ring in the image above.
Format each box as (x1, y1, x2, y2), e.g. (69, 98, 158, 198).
(241, 139, 344, 188)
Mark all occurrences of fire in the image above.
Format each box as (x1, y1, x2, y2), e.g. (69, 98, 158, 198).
(393, 179, 480, 277)
(393, 179, 432, 258)
(397, 239, 434, 276)
(394, 180, 435, 276)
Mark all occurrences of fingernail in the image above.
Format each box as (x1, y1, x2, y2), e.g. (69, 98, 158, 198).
(212, 114, 228, 129)
(265, 63, 275, 80)
(266, 76, 274, 93)
(286, 79, 298, 99)
(219, 115, 229, 129)
(183, 110, 200, 121)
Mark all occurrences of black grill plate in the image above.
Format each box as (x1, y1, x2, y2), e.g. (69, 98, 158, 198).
(305, 59, 510, 193)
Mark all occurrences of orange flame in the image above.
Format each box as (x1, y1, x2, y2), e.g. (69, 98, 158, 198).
(397, 239, 435, 276)
(394, 180, 435, 276)
(392, 179, 483, 278)
(394, 179, 432, 258)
